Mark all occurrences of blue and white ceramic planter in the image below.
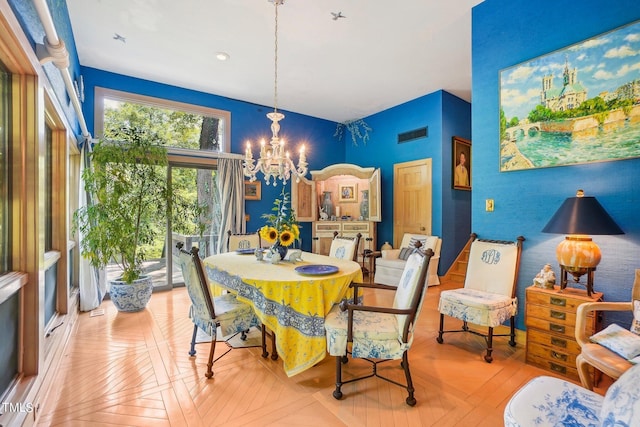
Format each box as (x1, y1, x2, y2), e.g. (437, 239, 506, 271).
(109, 275, 153, 312)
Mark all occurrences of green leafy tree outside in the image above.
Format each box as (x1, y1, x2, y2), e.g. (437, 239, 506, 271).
(103, 102, 220, 257)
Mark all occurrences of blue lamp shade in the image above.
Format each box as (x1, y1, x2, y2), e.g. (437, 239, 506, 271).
(542, 193, 623, 236)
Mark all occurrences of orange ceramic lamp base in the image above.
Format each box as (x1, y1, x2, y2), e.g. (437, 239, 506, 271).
(556, 235, 600, 296)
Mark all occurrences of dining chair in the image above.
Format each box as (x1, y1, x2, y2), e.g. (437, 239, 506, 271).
(437, 234, 525, 362)
(325, 248, 434, 406)
(329, 231, 361, 262)
(574, 268, 640, 390)
(176, 242, 260, 378)
(226, 230, 261, 252)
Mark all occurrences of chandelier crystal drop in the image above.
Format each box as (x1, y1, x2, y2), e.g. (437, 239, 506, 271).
(243, 0, 308, 185)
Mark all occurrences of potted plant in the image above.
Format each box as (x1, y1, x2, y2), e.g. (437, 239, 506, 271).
(73, 126, 199, 312)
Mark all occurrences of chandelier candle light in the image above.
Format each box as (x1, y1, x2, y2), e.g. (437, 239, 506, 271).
(243, 0, 308, 185)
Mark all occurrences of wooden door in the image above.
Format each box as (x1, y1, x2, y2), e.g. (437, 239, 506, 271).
(393, 159, 432, 248)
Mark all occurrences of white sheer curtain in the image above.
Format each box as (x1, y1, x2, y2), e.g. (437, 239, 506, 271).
(215, 158, 246, 254)
(78, 141, 107, 311)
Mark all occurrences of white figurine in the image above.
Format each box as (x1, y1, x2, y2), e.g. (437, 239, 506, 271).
(534, 263, 556, 289)
(269, 251, 281, 265)
(255, 247, 264, 261)
(288, 249, 302, 263)
(319, 207, 329, 221)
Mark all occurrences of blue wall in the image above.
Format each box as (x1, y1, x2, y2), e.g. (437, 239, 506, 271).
(473, 0, 640, 329)
(80, 67, 339, 251)
(345, 90, 471, 274)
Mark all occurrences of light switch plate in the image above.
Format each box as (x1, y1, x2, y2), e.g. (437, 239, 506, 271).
(485, 199, 494, 212)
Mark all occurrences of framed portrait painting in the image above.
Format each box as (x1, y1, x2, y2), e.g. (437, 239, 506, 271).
(453, 136, 471, 191)
(338, 184, 357, 202)
(244, 181, 261, 200)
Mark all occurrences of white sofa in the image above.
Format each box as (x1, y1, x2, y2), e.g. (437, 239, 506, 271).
(374, 234, 441, 287)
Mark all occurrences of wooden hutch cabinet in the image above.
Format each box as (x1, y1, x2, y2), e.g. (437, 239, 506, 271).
(291, 163, 381, 258)
(525, 285, 602, 382)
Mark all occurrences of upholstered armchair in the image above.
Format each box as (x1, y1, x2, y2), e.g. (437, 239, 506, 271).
(504, 363, 640, 427)
(437, 234, 525, 362)
(575, 268, 640, 390)
(324, 248, 434, 406)
(176, 243, 260, 378)
(374, 233, 441, 287)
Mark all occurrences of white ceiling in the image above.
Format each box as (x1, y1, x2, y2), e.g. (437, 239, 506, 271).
(66, 0, 483, 123)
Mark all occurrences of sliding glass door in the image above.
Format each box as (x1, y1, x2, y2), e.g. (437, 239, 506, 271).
(154, 163, 221, 291)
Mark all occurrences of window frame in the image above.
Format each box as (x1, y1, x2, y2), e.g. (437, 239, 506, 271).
(93, 87, 231, 154)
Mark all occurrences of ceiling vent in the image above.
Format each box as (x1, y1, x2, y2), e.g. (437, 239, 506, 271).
(397, 127, 428, 144)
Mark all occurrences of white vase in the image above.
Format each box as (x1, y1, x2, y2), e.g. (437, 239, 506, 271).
(109, 275, 153, 312)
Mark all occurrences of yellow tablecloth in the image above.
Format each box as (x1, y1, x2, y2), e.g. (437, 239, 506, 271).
(202, 251, 363, 376)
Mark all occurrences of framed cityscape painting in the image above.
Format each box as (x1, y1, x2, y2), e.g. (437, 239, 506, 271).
(499, 19, 640, 172)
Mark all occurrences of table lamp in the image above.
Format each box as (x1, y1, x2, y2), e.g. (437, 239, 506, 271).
(542, 189, 623, 296)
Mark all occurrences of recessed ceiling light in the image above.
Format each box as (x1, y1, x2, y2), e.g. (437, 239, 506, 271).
(216, 52, 230, 61)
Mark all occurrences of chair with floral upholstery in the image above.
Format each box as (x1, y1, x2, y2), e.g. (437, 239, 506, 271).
(437, 234, 525, 362)
(324, 248, 434, 406)
(176, 242, 259, 378)
(574, 268, 640, 390)
(329, 231, 362, 262)
(504, 362, 640, 426)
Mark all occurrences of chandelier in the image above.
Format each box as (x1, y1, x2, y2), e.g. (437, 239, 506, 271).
(243, 0, 308, 185)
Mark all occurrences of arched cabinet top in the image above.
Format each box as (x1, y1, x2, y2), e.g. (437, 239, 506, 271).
(310, 163, 376, 181)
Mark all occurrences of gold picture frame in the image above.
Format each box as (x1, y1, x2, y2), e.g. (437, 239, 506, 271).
(338, 183, 357, 202)
(453, 136, 471, 191)
(244, 180, 261, 200)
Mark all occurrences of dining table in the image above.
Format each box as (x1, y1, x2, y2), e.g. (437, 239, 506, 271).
(202, 250, 363, 377)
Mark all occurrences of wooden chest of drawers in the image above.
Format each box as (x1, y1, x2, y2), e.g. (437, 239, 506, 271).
(525, 285, 602, 381)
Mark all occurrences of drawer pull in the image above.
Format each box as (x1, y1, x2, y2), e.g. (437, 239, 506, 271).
(550, 297, 566, 307)
(549, 323, 565, 334)
(551, 351, 568, 362)
(550, 310, 566, 320)
(551, 337, 567, 348)
(549, 363, 567, 374)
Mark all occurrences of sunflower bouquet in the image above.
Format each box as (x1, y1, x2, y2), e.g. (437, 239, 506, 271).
(259, 187, 300, 248)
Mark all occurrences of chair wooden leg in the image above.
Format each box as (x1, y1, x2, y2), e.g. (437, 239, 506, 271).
(261, 324, 269, 358)
(402, 352, 416, 406)
(206, 336, 217, 378)
(333, 356, 343, 400)
(261, 324, 278, 360)
(270, 329, 278, 360)
(436, 313, 444, 343)
(484, 327, 494, 363)
(189, 324, 198, 356)
(576, 354, 594, 391)
(509, 316, 516, 347)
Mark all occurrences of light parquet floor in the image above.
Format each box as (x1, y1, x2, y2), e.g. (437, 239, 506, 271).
(36, 279, 611, 427)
